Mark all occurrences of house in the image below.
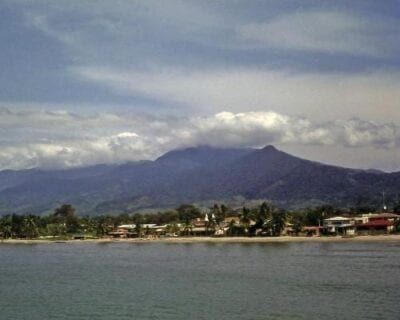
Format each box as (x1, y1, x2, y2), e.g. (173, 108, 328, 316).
(322, 216, 356, 236)
(357, 220, 395, 235)
(187, 214, 236, 236)
(109, 223, 167, 238)
(367, 213, 399, 222)
(223, 216, 240, 226)
(355, 213, 399, 224)
(356, 213, 399, 235)
(108, 228, 137, 238)
(189, 216, 215, 236)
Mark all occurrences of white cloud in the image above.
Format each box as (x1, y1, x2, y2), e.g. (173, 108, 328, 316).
(0, 132, 156, 170)
(182, 111, 332, 147)
(0, 107, 158, 169)
(185, 112, 398, 150)
(340, 119, 398, 148)
(0, 107, 398, 171)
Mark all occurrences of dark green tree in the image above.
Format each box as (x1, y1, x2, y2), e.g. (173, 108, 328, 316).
(54, 204, 80, 234)
(270, 209, 286, 236)
(290, 213, 305, 236)
(0, 215, 12, 239)
(11, 214, 24, 238)
(132, 213, 143, 237)
(93, 215, 113, 237)
(176, 204, 201, 224)
(22, 215, 39, 239)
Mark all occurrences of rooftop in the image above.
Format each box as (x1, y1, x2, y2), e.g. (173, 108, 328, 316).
(360, 220, 394, 227)
(324, 216, 352, 221)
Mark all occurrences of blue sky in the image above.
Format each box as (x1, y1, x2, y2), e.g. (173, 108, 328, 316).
(1, 0, 399, 171)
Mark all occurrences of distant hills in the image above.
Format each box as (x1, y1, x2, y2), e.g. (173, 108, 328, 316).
(0, 145, 399, 215)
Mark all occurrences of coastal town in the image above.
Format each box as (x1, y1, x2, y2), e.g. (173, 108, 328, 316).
(108, 211, 400, 239)
(1, 202, 399, 241)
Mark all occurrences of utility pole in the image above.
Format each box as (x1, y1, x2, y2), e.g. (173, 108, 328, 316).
(382, 191, 387, 212)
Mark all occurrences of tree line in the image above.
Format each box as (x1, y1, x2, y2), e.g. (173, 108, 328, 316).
(0, 203, 399, 239)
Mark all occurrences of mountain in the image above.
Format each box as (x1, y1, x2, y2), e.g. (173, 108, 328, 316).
(0, 145, 399, 215)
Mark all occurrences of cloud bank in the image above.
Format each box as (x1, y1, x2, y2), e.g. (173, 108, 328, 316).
(0, 107, 398, 171)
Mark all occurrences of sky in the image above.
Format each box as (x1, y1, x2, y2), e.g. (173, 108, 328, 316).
(1, 0, 399, 171)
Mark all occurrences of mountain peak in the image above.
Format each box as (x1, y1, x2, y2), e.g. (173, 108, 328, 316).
(262, 145, 278, 151)
(156, 145, 254, 167)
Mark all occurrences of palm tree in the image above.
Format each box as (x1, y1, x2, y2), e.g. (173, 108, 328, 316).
(270, 209, 286, 236)
(250, 202, 271, 236)
(94, 216, 112, 237)
(211, 204, 226, 226)
(239, 207, 252, 235)
(182, 221, 193, 236)
(22, 215, 39, 239)
(165, 223, 180, 236)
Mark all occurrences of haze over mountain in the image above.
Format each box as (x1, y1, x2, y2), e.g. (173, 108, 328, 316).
(0, 145, 399, 216)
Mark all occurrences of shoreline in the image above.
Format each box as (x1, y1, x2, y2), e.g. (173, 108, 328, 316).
(2, 234, 400, 244)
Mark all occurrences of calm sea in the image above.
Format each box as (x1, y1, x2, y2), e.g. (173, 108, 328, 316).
(1, 241, 399, 320)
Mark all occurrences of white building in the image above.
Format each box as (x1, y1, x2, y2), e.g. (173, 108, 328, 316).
(323, 216, 356, 235)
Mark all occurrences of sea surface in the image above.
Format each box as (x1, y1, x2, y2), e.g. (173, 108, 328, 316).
(1, 241, 400, 320)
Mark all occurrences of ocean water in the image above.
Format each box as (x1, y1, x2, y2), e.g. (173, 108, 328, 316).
(1, 241, 400, 320)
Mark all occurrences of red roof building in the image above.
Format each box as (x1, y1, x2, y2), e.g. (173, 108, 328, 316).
(357, 219, 395, 234)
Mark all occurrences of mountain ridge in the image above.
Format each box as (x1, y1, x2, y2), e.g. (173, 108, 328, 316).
(0, 145, 399, 215)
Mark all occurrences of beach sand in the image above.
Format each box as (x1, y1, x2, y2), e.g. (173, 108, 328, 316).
(2, 235, 400, 244)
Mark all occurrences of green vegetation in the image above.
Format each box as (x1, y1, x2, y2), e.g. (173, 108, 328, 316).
(0, 202, 398, 240)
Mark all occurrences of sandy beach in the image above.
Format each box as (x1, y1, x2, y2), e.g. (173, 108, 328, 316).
(2, 234, 400, 244)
